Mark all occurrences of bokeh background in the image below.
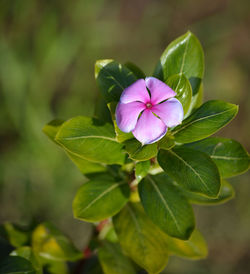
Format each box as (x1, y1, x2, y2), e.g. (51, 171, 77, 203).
(0, 0, 249, 273)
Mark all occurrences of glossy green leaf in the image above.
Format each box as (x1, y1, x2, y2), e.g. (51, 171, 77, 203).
(158, 147, 220, 197)
(154, 31, 204, 84)
(183, 179, 234, 205)
(166, 74, 192, 114)
(10, 247, 42, 274)
(55, 116, 125, 165)
(32, 222, 82, 262)
(173, 100, 238, 144)
(135, 160, 150, 182)
(43, 119, 107, 175)
(98, 242, 136, 274)
(124, 139, 158, 161)
(73, 175, 130, 222)
(166, 229, 207, 259)
(0, 222, 29, 248)
(139, 174, 195, 240)
(185, 137, 250, 178)
(188, 79, 203, 114)
(95, 59, 137, 103)
(113, 203, 168, 274)
(124, 62, 146, 79)
(0, 256, 36, 274)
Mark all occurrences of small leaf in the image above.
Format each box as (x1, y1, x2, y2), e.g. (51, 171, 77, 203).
(185, 137, 250, 178)
(124, 139, 158, 161)
(32, 222, 82, 262)
(113, 203, 169, 274)
(135, 161, 150, 182)
(173, 100, 238, 144)
(183, 179, 234, 205)
(73, 175, 130, 222)
(154, 31, 204, 83)
(98, 241, 136, 274)
(10, 247, 42, 274)
(166, 74, 192, 115)
(158, 147, 220, 197)
(55, 116, 125, 165)
(139, 174, 195, 240)
(0, 222, 29, 248)
(95, 59, 137, 103)
(124, 62, 146, 79)
(166, 229, 208, 260)
(0, 256, 36, 274)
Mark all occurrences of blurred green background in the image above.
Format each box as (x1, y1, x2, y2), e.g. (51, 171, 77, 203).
(0, 0, 249, 273)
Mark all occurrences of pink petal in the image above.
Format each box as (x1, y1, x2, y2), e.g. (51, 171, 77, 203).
(132, 109, 167, 145)
(116, 102, 146, 133)
(151, 98, 184, 127)
(120, 79, 150, 104)
(145, 77, 176, 104)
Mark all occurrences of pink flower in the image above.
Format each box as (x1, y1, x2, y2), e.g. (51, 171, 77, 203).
(115, 77, 183, 145)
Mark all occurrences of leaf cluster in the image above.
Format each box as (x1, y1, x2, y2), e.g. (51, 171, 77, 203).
(42, 31, 250, 274)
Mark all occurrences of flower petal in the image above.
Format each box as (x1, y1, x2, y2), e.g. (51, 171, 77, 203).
(132, 109, 167, 145)
(116, 102, 146, 133)
(120, 79, 150, 104)
(151, 98, 184, 127)
(145, 77, 176, 104)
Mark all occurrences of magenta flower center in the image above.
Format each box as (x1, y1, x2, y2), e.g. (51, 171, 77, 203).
(146, 102, 153, 109)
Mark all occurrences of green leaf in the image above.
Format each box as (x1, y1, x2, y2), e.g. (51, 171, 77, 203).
(183, 179, 234, 205)
(166, 74, 192, 115)
(185, 137, 250, 178)
(166, 229, 207, 260)
(124, 62, 146, 79)
(154, 31, 204, 83)
(95, 59, 137, 103)
(0, 222, 29, 248)
(43, 119, 107, 175)
(73, 175, 130, 222)
(135, 161, 151, 182)
(173, 100, 238, 144)
(158, 147, 221, 197)
(55, 116, 125, 165)
(10, 247, 42, 274)
(0, 256, 36, 274)
(113, 203, 168, 274)
(188, 78, 203, 113)
(124, 139, 158, 161)
(139, 174, 195, 240)
(32, 222, 82, 262)
(98, 242, 136, 274)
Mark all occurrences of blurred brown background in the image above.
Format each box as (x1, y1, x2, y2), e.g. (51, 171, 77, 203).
(0, 0, 249, 273)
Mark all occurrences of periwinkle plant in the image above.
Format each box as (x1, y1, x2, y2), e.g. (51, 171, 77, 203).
(43, 31, 250, 274)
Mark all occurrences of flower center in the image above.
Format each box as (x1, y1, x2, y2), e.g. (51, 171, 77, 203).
(146, 102, 152, 109)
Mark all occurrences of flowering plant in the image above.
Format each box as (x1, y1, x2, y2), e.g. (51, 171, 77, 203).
(41, 31, 249, 273)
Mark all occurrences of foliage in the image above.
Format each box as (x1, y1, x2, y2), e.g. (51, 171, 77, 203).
(42, 31, 250, 273)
